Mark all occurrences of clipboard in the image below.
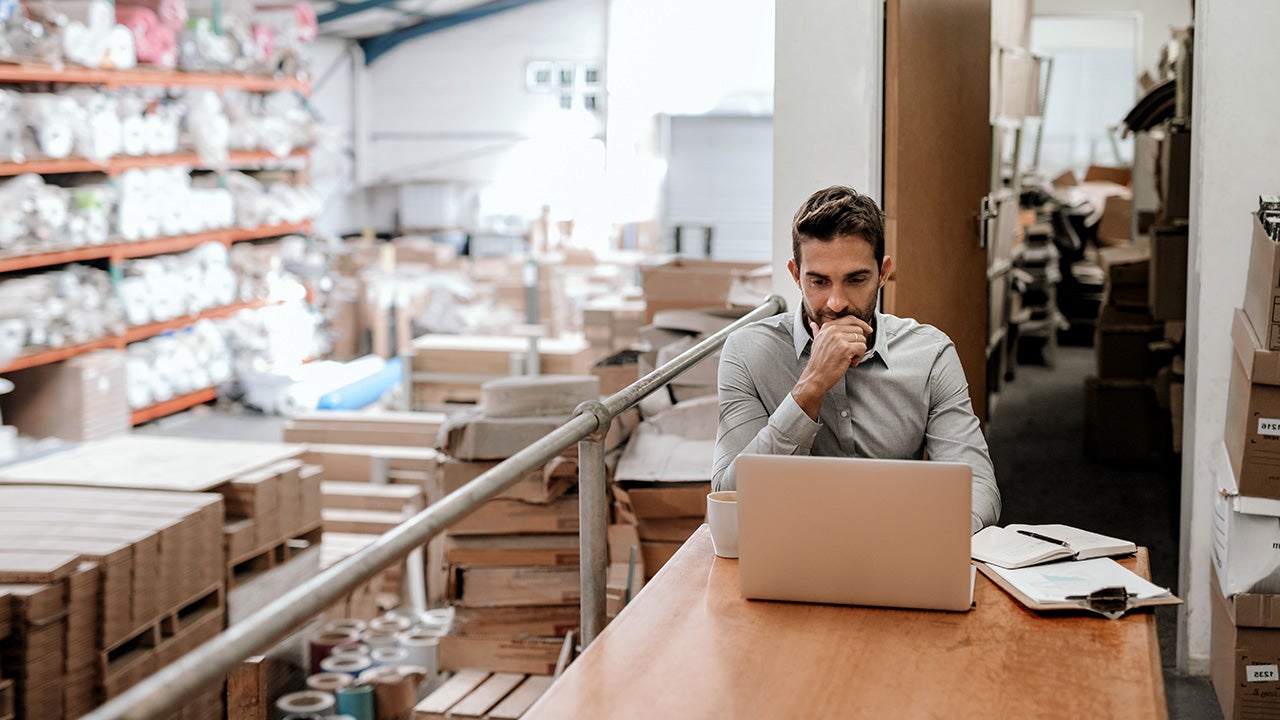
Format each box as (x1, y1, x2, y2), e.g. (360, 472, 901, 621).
(976, 561, 1183, 619)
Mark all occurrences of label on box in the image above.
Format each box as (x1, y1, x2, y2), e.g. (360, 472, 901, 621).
(1247, 665, 1280, 682)
(1260, 419, 1280, 437)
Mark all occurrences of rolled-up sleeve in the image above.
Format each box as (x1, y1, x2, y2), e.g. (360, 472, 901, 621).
(712, 332, 820, 492)
(925, 343, 1001, 533)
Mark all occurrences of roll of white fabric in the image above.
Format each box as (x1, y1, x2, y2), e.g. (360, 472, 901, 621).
(22, 94, 78, 159)
(0, 91, 23, 163)
(125, 351, 153, 408)
(117, 275, 152, 326)
(119, 112, 147, 156)
(143, 112, 169, 155)
(107, 24, 137, 68)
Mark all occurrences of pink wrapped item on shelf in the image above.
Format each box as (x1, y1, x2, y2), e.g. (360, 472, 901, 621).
(115, 5, 177, 68)
(116, 0, 187, 31)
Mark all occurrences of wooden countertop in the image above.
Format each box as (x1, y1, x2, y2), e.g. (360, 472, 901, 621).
(525, 526, 1167, 720)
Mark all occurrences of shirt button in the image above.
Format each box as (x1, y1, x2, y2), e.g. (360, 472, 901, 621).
(840, 410, 849, 418)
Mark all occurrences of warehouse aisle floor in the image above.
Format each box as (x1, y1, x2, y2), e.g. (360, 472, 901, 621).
(987, 343, 1220, 719)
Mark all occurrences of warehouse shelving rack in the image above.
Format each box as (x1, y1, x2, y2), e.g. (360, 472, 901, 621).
(0, 64, 314, 423)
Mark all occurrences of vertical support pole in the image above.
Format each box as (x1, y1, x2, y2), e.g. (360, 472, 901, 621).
(574, 401, 610, 649)
(399, 349, 413, 411)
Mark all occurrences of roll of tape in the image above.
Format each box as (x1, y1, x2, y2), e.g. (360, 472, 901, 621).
(368, 614, 411, 633)
(370, 647, 407, 667)
(332, 641, 369, 657)
(305, 672, 354, 692)
(325, 618, 369, 635)
(397, 631, 438, 672)
(309, 629, 360, 675)
(360, 629, 400, 649)
(320, 654, 373, 677)
(275, 690, 335, 715)
(335, 683, 375, 720)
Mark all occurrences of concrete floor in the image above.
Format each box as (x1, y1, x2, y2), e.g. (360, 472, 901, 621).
(139, 342, 1223, 718)
(987, 342, 1221, 720)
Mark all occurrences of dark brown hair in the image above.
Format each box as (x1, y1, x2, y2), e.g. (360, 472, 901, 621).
(791, 186, 885, 267)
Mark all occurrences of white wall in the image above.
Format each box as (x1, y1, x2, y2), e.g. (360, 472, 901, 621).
(366, 0, 606, 188)
(307, 36, 364, 236)
(1033, 0, 1191, 73)
(772, 0, 882, 302)
(1181, 0, 1280, 674)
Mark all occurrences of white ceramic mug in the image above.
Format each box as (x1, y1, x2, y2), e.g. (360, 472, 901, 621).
(707, 491, 739, 558)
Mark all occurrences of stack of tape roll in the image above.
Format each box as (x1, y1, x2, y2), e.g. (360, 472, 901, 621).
(305, 672, 353, 693)
(368, 614, 412, 634)
(360, 628, 400, 651)
(397, 630, 439, 678)
(309, 629, 359, 675)
(320, 654, 373, 677)
(370, 647, 407, 668)
(335, 683, 375, 720)
(325, 618, 368, 635)
(275, 690, 335, 716)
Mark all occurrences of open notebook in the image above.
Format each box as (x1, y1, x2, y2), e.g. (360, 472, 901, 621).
(971, 523, 1136, 569)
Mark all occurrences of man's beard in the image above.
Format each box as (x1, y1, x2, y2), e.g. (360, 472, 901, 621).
(801, 297, 878, 346)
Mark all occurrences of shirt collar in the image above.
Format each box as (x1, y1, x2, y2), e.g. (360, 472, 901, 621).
(791, 306, 892, 367)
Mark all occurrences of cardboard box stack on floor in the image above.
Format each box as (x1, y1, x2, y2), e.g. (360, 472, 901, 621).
(1085, 241, 1181, 461)
(582, 296, 645, 355)
(285, 410, 449, 605)
(637, 307, 750, 405)
(1211, 199, 1280, 720)
(0, 485, 225, 719)
(0, 350, 130, 442)
(437, 375, 604, 676)
(611, 396, 716, 580)
(410, 334, 597, 407)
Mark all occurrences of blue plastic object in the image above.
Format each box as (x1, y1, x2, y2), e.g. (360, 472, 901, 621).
(315, 356, 403, 410)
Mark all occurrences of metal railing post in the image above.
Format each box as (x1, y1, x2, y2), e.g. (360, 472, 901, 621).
(573, 400, 612, 647)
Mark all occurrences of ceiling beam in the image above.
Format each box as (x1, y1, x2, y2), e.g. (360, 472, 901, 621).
(319, 0, 402, 26)
(358, 0, 546, 65)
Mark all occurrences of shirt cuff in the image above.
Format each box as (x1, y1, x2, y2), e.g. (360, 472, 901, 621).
(773, 392, 822, 453)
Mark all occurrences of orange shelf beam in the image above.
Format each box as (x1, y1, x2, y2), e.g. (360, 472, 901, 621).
(0, 220, 313, 273)
(131, 387, 217, 425)
(0, 148, 310, 178)
(0, 298, 267, 374)
(0, 65, 309, 93)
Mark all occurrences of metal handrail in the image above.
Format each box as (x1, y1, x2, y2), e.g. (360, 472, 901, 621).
(83, 293, 786, 720)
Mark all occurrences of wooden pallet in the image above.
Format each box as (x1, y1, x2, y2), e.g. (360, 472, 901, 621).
(226, 523, 323, 590)
(414, 671, 554, 720)
(100, 582, 225, 699)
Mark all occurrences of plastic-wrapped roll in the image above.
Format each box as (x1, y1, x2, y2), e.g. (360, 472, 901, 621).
(119, 112, 147, 156)
(143, 112, 168, 155)
(275, 691, 335, 716)
(106, 24, 137, 68)
(117, 0, 186, 30)
(0, 91, 23, 163)
(359, 628, 399, 650)
(22, 94, 78, 159)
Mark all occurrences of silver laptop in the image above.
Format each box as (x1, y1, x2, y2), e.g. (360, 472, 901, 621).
(735, 454, 974, 612)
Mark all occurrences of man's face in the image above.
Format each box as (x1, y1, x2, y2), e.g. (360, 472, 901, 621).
(787, 234, 893, 334)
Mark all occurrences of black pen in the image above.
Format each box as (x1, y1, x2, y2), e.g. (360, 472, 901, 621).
(1017, 529, 1070, 547)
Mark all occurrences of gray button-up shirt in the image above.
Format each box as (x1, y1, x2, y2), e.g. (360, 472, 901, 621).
(712, 308, 1000, 533)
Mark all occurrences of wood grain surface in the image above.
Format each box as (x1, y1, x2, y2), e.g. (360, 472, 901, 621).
(524, 526, 1167, 720)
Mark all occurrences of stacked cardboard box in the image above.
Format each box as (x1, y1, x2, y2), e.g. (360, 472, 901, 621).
(0, 350, 129, 442)
(1211, 201, 1280, 720)
(283, 410, 447, 447)
(582, 297, 645, 354)
(640, 257, 768, 323)
(637, 308, 747, 404)
(1084, 243, 1178, 461)
(612, 397, 716, 579)
(410, 334, 597, 407)
(436, 376, 607, 676)
(0, 485, 225, 718)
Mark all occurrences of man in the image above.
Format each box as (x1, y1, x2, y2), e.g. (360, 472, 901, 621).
(711, 185, 1000, 533)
